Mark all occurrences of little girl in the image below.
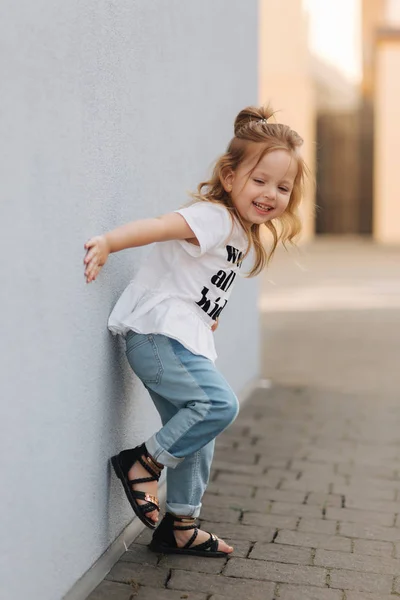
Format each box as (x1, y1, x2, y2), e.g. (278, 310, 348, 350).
(84, 105, 306, 557)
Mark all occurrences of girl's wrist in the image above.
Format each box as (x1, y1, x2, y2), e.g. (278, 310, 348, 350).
(103, 233, 114, 255)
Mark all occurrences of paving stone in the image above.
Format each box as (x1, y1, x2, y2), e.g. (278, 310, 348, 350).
(86, 581, 137, 600)
(206, 482, 254, 498)
(353, 539, 394, 557)
(297, 518, 337, 535)
(270, 502, 324, 519)
(119, 544, 158, 566)
(278, 584, 342, 600)
(213, 449, 259, 465)
(135, 589, 207, 600)
(105, 562, 169, 588)
(254, 487, 306, 503)
(394, 577, 400, 594)
(315, 548, 400, 575)
(252, 441, 303, 456)
(224, 557, 326, 586)
(199, 520, 276, 542)
(344, 496, 400, 514)
(241, 512, 298, 530)
(201, 492, 268, 512)
(168, 569, 275, 599)
(158, 553, 226, 574)
(339, 521, 400, 542)
(342, 477, 400, 493)
(345, 593, 396, 600)
(199, 506, 241, 524)
(133, 529, 153, 547)
(289, 462, 336, 477)
(211, 460, 265, 475)
(256, 456, 291, 469)
(280, 479, 331, 493)
(214, 471, 284, 488)
(249, 542, 312, 565)
(329, 568, 393, 593)
(306, 493, 343, 508)
(337, 463, 398, 480)
(326, 506, 395, 527)
(282, 475, 347, 492)
(333, 485, 396, 501)
(266, 467, 302, 480)
(276, 530, 351, 552)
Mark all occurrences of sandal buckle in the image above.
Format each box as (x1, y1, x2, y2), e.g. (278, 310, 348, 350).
(144, 493, 160, 508)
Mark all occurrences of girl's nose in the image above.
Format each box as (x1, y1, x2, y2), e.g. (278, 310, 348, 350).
(263, 187, 276, 200)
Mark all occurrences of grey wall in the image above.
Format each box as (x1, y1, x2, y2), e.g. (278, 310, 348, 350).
(0, 2, 259, 598)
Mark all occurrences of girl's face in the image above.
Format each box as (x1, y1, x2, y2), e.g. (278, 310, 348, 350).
(224, 149, 298, 225)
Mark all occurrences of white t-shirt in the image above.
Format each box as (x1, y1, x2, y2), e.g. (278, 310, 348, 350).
(108, 202, 248, 362)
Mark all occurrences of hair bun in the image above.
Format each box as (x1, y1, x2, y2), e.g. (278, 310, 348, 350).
(234, 105, 275, 136)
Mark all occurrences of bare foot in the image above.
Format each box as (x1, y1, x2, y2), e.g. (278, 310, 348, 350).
(128, 457, 160, 523)
(173, 518, 233, 554)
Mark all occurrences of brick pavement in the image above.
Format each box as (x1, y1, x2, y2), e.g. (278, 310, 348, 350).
(87, 240, 400, 600)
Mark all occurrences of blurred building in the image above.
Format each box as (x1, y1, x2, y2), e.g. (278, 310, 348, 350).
(309, 0, 400, 243)
(259, 0, 316, 242)
(313, 55, 363, 236)
(365, 0, 400, 243)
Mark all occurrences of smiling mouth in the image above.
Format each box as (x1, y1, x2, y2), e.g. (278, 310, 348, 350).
(253, 201, 273, 213)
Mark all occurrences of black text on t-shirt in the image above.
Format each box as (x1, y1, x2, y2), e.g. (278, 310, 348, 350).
(195, 245, 243, 321)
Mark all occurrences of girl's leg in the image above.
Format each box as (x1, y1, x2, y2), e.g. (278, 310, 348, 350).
(125, 332, 237, 550)
(146, 391, 232, 553)
(135, 335, 239, 462)
(165, 439, 215, 518)
(142, 389, 215, 516)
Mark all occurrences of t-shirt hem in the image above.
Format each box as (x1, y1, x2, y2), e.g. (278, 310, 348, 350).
(112, 325, 217, 363)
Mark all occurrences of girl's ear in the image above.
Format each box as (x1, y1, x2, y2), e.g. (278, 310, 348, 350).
(221, 167, 234, 193)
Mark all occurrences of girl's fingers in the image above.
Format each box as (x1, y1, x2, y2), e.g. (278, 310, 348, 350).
(85, 238, 96, 249)
(85, 255, 100, 273)
(90, 268, 100, 283)
(87, 264, 101, 283)
(87, 264, 98, 280)
(84, 248, 98, 264)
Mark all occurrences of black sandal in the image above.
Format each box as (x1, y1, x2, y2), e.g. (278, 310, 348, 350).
(111, 443, 163, 530)
(149, 512, 229, 557)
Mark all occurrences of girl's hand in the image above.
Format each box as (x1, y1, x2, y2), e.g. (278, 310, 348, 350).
(84, 235, 110, 283)
(211, 319, 219, 332)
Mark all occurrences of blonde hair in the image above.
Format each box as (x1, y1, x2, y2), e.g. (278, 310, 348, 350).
(191, 105, 307, 277)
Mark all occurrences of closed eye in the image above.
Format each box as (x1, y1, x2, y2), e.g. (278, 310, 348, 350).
(279, 187, 290, 193)
(253, 179, 265, 185)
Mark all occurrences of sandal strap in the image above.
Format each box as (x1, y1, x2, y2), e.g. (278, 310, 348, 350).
(129, 475, 157, 485)
(172, 516, 197, 531)
(131, 490, 160, 510)
(171, 515, 196, 523)
(140, 502, 160, 515)
(145, 452, 164, 473)
(138, 454, 162, 480)
(191, 532, 219, 552)
(183, 528, 198, 549)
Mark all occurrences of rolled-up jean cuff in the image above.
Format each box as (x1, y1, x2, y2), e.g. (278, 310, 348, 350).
(166, 502, 202, 518)
(145, 433, 184, 469)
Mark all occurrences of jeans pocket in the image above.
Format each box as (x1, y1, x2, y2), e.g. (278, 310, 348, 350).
(126, 334, 164, 385)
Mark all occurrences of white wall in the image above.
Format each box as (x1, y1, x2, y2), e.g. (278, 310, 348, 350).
(0, 1, 259, 598)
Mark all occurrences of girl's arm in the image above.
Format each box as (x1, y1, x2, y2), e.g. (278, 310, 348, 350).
(84, 213, 196, 283)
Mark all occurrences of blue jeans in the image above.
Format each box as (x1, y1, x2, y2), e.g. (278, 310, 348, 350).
(125, 331, 239, 517)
